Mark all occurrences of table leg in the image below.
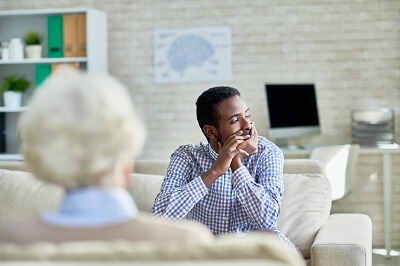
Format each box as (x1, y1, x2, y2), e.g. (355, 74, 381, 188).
(383, 152, 391, 258)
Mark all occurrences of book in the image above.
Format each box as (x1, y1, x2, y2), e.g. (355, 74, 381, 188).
(63, 14, 78, 57)
(62, 13, 87, 57)
(47, 16, 63, 58)
(35, 64, 51, 88)
(77, 14, 86, 57)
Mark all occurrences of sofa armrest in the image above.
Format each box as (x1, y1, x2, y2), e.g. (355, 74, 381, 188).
(283, 159, 326, 176)
(311, 213, 372, 266)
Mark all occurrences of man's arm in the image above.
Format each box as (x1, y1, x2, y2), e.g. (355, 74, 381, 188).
(151, 149, 209, 220)
(231, 145, 284, 229)
(203, 132, 250, 187)
(152, 134, 250, 220)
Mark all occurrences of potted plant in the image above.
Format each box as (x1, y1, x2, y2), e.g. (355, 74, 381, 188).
(1, 75, 30, 108)
(23, 32, 42, 59)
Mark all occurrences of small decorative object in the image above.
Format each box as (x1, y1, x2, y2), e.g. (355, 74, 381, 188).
(1, 41, 9, 61)
(351, 108, 395, 146)
(24, 32, 42, 59)
(9, 38, 24, 60)
(1, 75, 30, 108)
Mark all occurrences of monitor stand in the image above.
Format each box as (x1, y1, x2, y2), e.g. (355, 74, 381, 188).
(273, 139, 306, 150)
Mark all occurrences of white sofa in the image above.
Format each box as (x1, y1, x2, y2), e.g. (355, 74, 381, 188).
(0, 159, 372, 266)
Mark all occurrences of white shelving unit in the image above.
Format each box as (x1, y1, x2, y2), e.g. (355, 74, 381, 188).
(0, 57, 88, 65)
(0, 8, 108, 159)
(0, 107, 29, 112)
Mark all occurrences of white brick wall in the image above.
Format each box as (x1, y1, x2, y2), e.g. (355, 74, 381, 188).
(2, 0, 400, 248)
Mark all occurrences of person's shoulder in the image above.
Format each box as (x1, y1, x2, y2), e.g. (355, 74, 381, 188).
(171, 142, 208, 157)
(0, 218, 41, 244)
(257, 136, 282, 154)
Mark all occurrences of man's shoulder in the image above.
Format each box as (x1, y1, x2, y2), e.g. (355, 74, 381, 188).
(172, 142, 208, 156)
(257, 136, 282, 154)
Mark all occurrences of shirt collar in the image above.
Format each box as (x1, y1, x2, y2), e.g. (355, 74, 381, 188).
(42, 187, 139, 227)
(207, 143, 218, 160)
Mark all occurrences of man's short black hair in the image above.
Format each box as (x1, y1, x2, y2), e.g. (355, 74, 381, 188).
(196, 86, 240, 141)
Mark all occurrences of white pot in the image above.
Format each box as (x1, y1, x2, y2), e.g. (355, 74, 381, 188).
(25, 45, 42, 59)
(3, 91, 22, 108)
(9, 38, 24, 61)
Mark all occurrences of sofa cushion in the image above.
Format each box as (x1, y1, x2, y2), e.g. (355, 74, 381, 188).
(0, 233, 304, 266)
(277, 173, 332, 259)
(0, 169, 63, 225)
(128, 173, 164, 212)
(133, 160, 169, 176)
(0, 169, 162, 223)
(0, 166, 330, 261)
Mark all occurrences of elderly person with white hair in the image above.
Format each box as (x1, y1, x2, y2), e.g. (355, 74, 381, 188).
(0, 68, 212, 244)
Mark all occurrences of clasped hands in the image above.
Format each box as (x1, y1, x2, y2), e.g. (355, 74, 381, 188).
(213, 124, 258, 175)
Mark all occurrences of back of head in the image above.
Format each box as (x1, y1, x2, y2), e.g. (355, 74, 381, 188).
(196, 86, 240, 141)
(19, 67, 145, 189)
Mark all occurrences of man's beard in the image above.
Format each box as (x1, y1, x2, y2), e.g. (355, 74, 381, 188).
(216, 128, 223, 144)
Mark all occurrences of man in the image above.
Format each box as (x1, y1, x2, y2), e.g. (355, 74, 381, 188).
(0, 68, 212, 244)
(152, 86, 295, 251)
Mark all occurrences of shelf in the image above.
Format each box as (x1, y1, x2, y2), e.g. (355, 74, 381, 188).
(0, 106, 28, 112)
(0, 57, 87, 65)
(0, 154, 23, 161)
(0, 8, 95, 17)
(0, 8, 107, 155)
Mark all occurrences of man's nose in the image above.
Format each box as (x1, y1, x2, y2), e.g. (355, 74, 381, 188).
(242, 119, 252, 133)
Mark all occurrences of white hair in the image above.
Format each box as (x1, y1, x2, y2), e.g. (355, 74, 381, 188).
(18, 68, 145, 189)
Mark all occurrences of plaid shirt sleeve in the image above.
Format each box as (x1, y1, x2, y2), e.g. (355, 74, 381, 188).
(151, 149, 208, 220)
(231, 146, 284, 229)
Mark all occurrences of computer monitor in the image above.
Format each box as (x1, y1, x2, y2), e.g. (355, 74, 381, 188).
(265, 83, 321, 146)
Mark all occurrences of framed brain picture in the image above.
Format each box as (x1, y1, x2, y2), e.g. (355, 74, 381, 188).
(154, 27, 232, 83)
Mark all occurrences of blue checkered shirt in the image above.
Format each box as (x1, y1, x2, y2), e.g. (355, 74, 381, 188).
(151, 136, 295, 251)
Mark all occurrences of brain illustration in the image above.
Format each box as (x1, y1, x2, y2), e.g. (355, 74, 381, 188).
(168, 35, 214, 74)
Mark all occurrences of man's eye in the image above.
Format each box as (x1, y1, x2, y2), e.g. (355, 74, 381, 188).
(245, 114, 252, 119)
(231, 118, 239, 124)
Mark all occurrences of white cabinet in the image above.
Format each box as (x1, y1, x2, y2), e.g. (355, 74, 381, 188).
(0, 8, 108, 160)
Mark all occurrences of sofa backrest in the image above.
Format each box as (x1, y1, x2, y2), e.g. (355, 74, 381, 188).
(0, 169, 63, 224)
(0, 233, 305, 265)
(129, 159, 332, 259)
(128, 173, 164, 212)
(133, 159, 328, 176)
(0, 159, 331, 259)
(278, 162, 332, 258)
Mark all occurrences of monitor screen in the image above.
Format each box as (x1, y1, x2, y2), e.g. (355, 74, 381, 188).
(265, 83, 321, 142)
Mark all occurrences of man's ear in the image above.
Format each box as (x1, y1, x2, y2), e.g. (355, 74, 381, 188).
(203, 125, 218, 141)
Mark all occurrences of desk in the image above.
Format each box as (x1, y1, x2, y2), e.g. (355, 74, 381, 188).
(281, 144, 400, 257)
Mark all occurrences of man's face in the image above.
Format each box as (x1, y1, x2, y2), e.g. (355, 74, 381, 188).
(215, 95, 252, 144)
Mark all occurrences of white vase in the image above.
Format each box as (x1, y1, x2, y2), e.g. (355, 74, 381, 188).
(25, 45, 42, 59)
(3, 91, 22, 108)
(9, 38, 24, 61)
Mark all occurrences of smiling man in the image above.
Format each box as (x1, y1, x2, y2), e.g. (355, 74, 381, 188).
(151, 86, 295, 251)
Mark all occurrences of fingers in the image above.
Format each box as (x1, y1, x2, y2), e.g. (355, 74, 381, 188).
(236, 130, 243, 136)
(250, 123, 255, 137)
(224, 134, 249, 148)
(251, 122, 258, 137)
(225, 130, 245, 142)
(237, 148, 249, 157)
